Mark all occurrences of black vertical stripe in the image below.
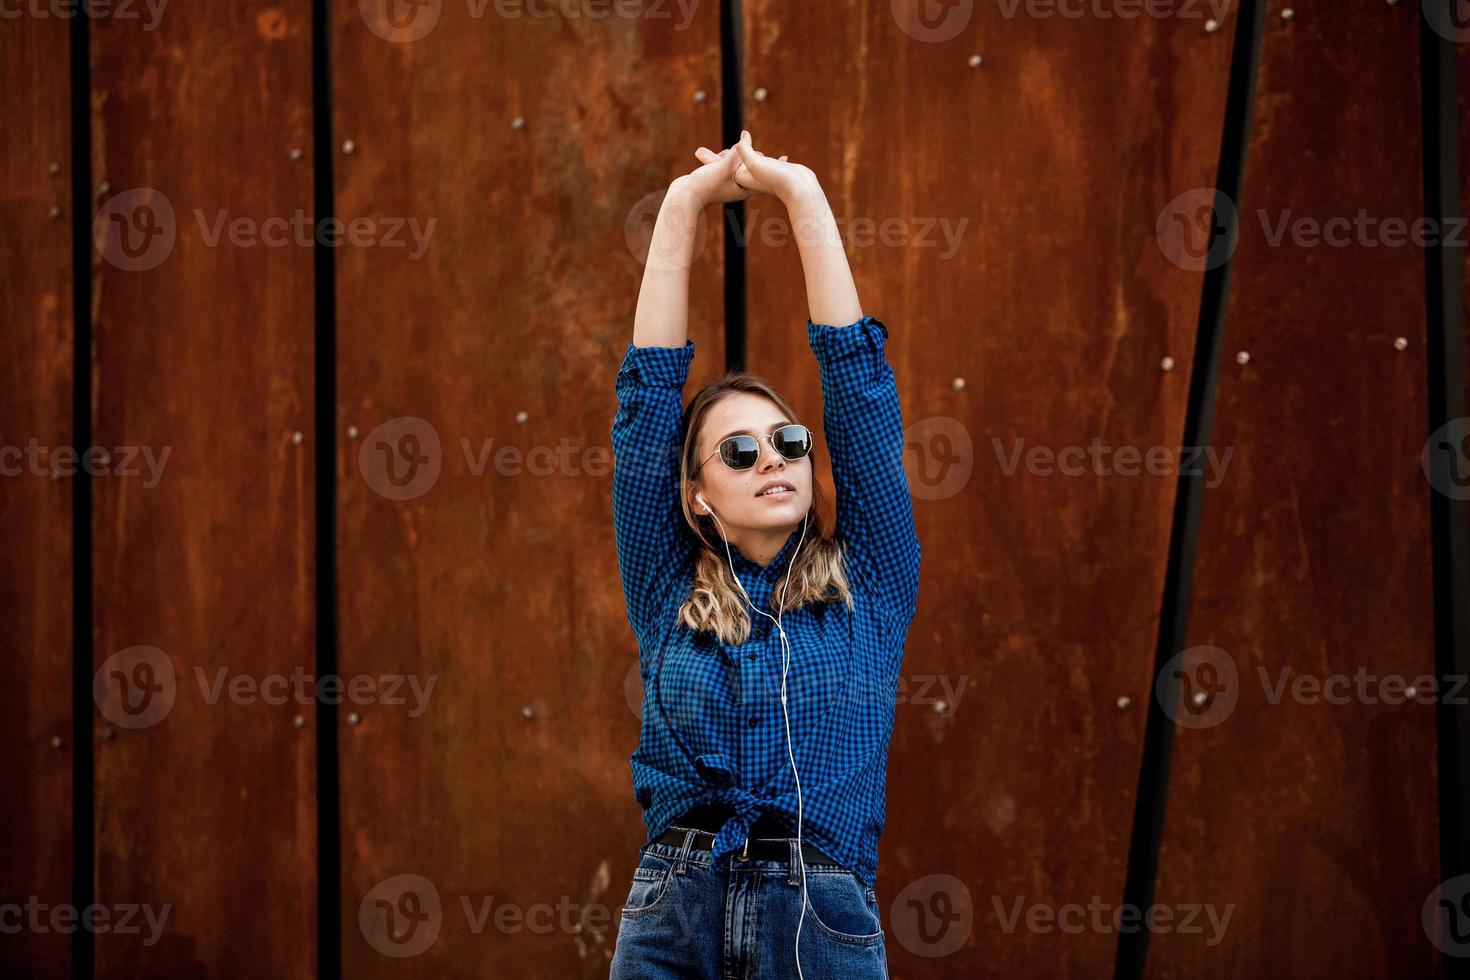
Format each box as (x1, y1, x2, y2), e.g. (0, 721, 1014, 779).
(1113, 0, 1268, 975)
(310, 0, 342, 976)
(721, 0, 746, 371)
(69, 5, 94, 979)
(1420, 7, 1470, 979)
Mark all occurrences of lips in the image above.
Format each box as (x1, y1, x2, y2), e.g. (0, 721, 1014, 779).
(756, 480, 795, 498)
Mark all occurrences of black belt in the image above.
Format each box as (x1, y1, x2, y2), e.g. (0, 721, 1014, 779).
(656, 805, 839, 865)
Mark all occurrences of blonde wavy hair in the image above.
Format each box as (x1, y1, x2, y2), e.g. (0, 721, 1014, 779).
(674, 370, 854, 645)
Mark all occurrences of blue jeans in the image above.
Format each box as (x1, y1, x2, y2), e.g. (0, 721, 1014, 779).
(609, 826, 891, 978)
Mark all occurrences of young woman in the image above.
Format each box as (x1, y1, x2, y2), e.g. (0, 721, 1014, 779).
(608, 130, 920, 979)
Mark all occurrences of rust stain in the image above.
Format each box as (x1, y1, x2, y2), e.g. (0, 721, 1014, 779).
(256, 9, 289, 40)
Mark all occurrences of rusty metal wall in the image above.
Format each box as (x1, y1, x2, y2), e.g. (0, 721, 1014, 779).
(1148, 3, 1441, 977)
(87, 2, 319, 976)
(740, 1, 1237, 975)
(0, 13, 74, 977)
(331, 1, 724, 975)
(1, 1, 1465, 978)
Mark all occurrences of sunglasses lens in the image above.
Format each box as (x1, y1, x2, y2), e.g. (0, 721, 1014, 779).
(719, 435, 761, 470)
(772, 424, 812, 460)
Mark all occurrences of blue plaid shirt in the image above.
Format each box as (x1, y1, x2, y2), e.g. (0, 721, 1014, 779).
(610, 314, 920, 890)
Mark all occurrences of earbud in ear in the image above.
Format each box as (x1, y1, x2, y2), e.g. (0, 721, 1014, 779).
(695, 492, 707, 513)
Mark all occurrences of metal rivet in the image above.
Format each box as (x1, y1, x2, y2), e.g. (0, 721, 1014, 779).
(49, 205, 62, 219)
(753, 86, 768, 102)
(291, 430, 304, 445)
(933, 699, 949, 715)
(98, 180, 110, 194)
(347, 712, 360, 725)
(341, 139, 356, 154)
(98, 451, 110, 465)
(50, 735, 63, 748)
(1204, 18, 1220, 32)
(515, 410, 529, 424)
(288, 147, 303, 160)
(1236, 350, 1250, 365)
(1281, 7, 1294, 20)
(49, 161, 61, 174)
(1160, 356, 1175, 372)
(50, 468, 61, 481)
(1116, 695, 1131, 710)
(968, 54, 982, 67)
(1406, 685, 1418, 699)
(522, 705, 533, 718)
(346, 424, 359, 439)
(511, 116, 525, 130)
(1191, 690, 1208, 707)
(693, 89, 706, 103)
(102, 727, 114, 741)
(293, 715, 305, 728)
(1393, 336, 1408, 351)
(952, 377, 966, 391)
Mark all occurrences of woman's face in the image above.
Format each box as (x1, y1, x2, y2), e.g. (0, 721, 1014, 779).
(689, 392, 812, 537)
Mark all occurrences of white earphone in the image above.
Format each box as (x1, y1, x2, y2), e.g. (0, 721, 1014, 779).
(695, 489, 813, 977)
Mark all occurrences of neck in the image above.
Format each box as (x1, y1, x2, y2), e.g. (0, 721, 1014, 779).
(727, 523, 798, 567)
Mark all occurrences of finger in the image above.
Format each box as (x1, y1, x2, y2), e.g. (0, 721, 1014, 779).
(694, 147, 719, 164)
(735, 133, 763, 168)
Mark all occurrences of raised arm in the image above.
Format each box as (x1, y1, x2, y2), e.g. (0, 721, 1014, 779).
(614, 140, 765, 639)
(731, 132, 920, 619)
(612, 338, 697, 641)
(806, 314, 921, 621)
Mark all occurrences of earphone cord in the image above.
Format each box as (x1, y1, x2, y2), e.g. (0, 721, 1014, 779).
(702, 502, 812, 978)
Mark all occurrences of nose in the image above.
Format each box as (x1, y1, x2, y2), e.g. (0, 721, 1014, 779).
(758, 438, 786, 471)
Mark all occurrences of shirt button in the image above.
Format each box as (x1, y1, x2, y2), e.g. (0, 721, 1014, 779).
(747, 714, 760, 727)
(746, 651, 758, 660)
